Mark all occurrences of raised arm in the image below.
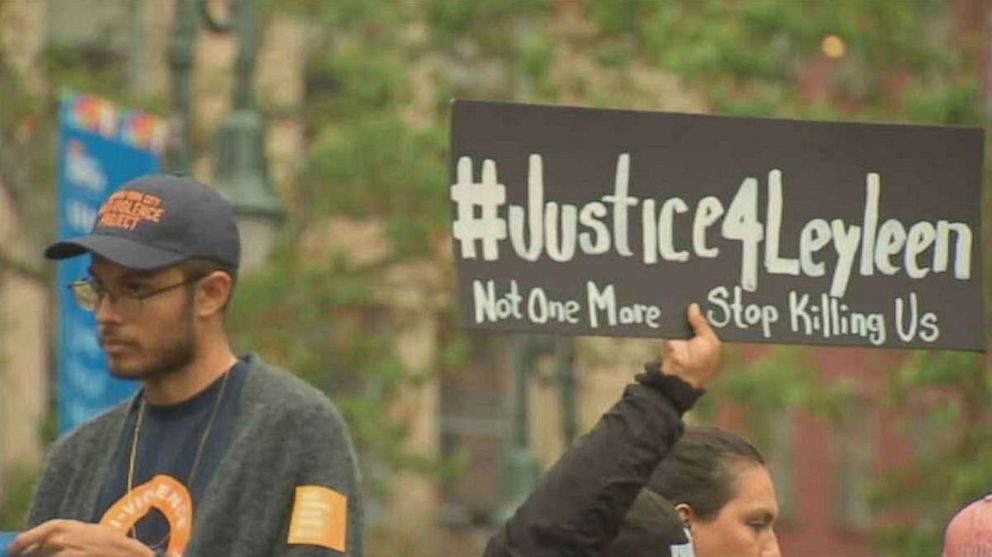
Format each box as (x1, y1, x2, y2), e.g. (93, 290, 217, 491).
(483, 304, 720, 557)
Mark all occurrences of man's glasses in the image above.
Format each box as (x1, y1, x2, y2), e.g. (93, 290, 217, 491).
(68, 275, 203, 317)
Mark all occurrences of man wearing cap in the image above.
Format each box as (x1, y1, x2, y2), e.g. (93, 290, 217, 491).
(12, 174, 363, 557)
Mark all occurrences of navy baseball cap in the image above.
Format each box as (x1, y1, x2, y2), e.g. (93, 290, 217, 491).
(45, 174, 241, 270)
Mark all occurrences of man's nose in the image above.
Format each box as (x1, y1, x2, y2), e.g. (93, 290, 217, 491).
(94, 294, 122, 324)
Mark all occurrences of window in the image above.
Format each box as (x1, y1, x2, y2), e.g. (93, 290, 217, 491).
(831, 396, 875, 529)
(765, 408, 796, 524)
(438, 332, 508, 525)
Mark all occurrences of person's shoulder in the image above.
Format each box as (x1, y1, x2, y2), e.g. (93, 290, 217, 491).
(240, 354, 347, 427)
(48, 400, 131, 461)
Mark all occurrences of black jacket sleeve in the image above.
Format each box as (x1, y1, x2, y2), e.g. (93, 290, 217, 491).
(482, 362, 703, 557)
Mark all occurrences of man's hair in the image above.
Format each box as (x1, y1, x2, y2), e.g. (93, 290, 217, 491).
(178, 258, 239, 312)
(647, 425, 765, 521)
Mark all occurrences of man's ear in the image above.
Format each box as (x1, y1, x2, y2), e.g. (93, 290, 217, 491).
(675, 503, 695, 530)
(194, 271, 232, 317)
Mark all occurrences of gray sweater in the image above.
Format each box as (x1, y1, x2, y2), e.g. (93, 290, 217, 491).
(27, 356, 364, 557)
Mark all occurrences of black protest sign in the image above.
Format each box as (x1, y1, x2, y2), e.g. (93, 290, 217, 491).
(449, 100, 985, 351)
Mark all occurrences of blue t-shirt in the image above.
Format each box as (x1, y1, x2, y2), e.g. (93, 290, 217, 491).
(93, 360, 248, 552)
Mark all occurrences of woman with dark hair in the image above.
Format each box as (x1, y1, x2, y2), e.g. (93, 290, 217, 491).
(484, 304, 780, 557)
(645, 427, 780, 557)
(484, 304, 722, 557)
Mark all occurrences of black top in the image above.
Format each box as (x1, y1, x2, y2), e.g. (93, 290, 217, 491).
(483, 361, 703, 557)
(93, 360, 249, 551)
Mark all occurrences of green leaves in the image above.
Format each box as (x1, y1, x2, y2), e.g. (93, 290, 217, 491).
(582, 0, 975, 125)
(302, 116, 447, 256)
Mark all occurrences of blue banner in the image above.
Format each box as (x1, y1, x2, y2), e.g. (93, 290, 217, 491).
(56, 92, 167, 433)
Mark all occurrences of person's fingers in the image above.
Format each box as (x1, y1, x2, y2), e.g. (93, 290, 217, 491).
(660, 339, 674, 357)
(687, 303, 717, 340)
(9, 520, 61, 555)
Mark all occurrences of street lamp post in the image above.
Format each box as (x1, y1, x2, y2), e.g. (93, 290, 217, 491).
(166, 0, 197, 175)
(556, 337, 578, 444)
(494, 334, 552, 524)
(494, 333, 578, 525)
(167, 0, 285, 270)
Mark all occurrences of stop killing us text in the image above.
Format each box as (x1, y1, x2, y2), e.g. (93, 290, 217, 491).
(471, 279, 939, 345)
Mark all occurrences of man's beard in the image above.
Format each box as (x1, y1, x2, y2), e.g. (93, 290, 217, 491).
(106, 295, 197, 380)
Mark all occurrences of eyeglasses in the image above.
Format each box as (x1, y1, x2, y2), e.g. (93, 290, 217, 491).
(68, 275, 203, 317)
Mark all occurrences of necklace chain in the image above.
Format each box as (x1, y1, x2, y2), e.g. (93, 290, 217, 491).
(126, 367, 233, 549)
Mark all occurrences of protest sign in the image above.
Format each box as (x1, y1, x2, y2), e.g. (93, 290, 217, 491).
(450, 100, 984, 350)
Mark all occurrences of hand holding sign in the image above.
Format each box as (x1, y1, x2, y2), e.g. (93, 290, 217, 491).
(660, 303, 721, 389)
